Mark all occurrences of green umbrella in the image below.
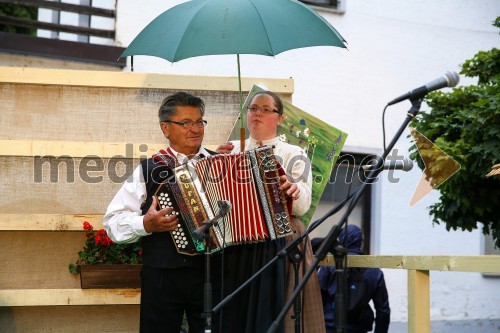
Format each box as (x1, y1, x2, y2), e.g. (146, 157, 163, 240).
(121, 0, 347, 148)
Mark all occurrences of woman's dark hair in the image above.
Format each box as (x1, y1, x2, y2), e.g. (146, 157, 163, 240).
(253, 91, 284, 115)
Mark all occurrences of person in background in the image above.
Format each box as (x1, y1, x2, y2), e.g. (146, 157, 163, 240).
(103, 92, 222, 333)
(312, 225, 390, 333)
(217, 91, 325, 333)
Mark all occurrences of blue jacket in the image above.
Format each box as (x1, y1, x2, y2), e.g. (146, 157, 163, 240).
(314, 225, 391, 333)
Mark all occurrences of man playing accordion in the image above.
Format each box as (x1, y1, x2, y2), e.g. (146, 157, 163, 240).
(103, 92, 223, 333)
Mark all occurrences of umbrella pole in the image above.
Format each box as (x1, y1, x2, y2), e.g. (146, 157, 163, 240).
(237, 54, 245, 151)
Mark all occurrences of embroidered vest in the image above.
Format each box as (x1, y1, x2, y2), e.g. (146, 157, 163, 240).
(139, 149, 216, 268)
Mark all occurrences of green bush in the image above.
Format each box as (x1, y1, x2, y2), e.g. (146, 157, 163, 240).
(409, 18, 500, 247)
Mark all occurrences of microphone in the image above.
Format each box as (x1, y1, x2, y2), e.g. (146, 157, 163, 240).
(362, 158, 414, 172)
(387, 71, 460, 106)
(192, 200, 232, 241)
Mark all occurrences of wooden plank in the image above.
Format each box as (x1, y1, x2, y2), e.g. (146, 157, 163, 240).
(0, 140, 218, 158)
(0, 156, 123, 214)
(0, 140, 163, 158)
(318, 254, 500, 274)
(0, 289, 140, 306)
(0, 52, 123, 71)
(0, 214, 102, 231)
(0, 232, 92, 289)
(0, 306, 139, 333)
(0, 85, 240, 145)
(408, 270, 430, 333)
(0, 66, 294, 93)
(80, 265, 142, 289)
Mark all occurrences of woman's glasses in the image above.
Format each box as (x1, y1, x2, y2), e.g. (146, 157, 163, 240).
(247, 105, 280, 115)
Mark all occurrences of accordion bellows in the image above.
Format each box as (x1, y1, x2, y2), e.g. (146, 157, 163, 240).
(155, 146, 293, 255)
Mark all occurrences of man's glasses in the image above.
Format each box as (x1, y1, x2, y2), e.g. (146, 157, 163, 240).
(163, 119, 207, 129)
(247, 105, 280, 115)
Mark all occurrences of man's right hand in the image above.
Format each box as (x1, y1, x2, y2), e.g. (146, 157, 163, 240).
(216, 142, 234, 154)
(143, 196, 179, 233)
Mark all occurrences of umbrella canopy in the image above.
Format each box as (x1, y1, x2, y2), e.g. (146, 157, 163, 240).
(121, 0, 347, 61)
(121, 0, 347, 148)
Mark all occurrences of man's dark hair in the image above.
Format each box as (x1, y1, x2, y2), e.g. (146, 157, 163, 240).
(158, 92, 205, 123)
(253, 91, 284, 115)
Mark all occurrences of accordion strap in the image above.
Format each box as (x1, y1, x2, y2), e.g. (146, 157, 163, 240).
(276, 160, 294, 216)
(152, 147, 178, 167)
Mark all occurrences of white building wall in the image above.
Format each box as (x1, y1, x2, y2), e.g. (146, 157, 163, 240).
(115, 0, 500, 329)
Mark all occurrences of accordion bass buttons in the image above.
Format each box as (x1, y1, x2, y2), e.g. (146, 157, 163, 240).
(158, 192, 187, 248)
(172, 224, 188, 249)
(274, 212, 291, 235)
(157, 192, 179, 216)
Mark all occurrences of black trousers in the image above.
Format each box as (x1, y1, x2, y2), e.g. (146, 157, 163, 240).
(140, 265, 223, 333)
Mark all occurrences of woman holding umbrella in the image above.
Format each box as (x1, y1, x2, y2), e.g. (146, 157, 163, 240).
(217, 91, 324, 332)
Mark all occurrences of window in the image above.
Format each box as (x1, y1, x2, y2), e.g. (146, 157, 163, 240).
(310, 152, 373, 254)
(299, 0, 346, 13)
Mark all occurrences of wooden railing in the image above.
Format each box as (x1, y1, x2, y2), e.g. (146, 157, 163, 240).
(0, 0, 125, 66)
(320, 254, 500, 333)
(0, 0, 115, 38)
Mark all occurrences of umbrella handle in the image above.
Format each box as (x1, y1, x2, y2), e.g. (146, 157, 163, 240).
(237, 54, 245, 151)
(240, 128, 246, 151)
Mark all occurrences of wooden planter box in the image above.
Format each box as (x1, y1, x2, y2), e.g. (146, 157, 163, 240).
(79, 264, 142, 289)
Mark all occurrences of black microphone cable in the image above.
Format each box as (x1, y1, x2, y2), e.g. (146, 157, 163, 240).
(382, 104, 389, 152)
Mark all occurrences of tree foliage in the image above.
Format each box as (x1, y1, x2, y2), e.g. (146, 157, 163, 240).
(0, 4, 38, 35)
(409, 18, 500, 247)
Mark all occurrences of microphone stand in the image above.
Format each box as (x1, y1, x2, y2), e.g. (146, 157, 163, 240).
(288, 246, 304, 333)
(267, 98, 424, 333)
(212, 177, 360, 317)
(202, 221, 214, 332)
(197, 216, 223, 333)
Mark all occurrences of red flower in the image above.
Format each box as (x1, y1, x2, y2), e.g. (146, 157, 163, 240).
(95, 229, 113, 247)
(138, 249, 143, 256)
(83, 221, 93, 231)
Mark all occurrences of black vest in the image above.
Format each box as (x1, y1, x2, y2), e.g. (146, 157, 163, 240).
(139, 150, 215, 268)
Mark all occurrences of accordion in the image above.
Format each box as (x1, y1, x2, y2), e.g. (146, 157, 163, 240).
(155, 146, 293, 255)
